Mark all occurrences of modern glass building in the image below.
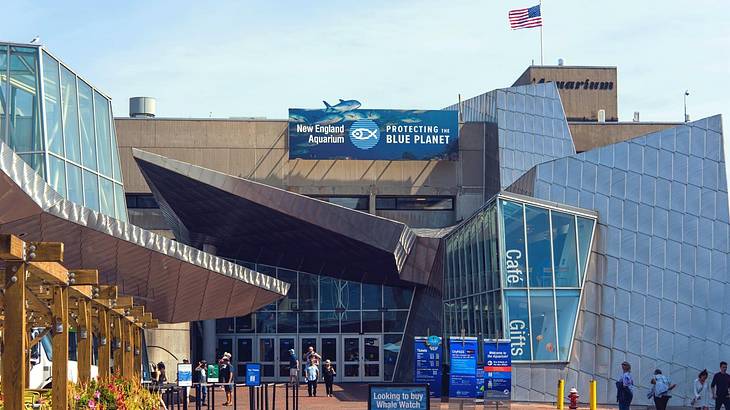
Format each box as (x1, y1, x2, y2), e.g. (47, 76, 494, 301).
(0, 42, 126, 220)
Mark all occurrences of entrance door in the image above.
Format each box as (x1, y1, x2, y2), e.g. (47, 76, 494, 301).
(300, 336, 319, 371)
(277, 336, 296, 381)
(342, 336, 360, 381)
(258, 337, 276, 381)
(235, 337, 254, 382)
(362, 336, 382, 382)
(321, 337, 338, 381)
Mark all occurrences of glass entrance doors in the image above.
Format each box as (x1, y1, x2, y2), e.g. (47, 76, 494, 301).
(342, 335, 382, 382)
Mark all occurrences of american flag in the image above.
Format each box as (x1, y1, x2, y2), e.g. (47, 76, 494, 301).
(509, 4, 543, 29)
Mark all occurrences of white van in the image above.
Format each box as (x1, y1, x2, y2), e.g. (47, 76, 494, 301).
(29, 328, 100, 389)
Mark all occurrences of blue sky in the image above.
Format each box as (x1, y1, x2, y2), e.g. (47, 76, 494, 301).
(5, 1, 730, 124)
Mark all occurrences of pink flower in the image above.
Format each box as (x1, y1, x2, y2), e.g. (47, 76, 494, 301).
(94, 390, 101, 399)
(88, 399, 96, 409)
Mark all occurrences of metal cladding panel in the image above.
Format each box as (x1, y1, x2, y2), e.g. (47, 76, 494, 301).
(0, 139, 287, 323)
(506, 115, 730, 406)
(133, 149, 439, 287)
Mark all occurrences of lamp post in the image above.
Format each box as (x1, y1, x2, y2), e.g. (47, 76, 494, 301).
(684, 90, 690, 122)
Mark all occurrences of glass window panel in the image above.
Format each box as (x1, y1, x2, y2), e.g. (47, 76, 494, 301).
(320, 277, 337, 310)
(258, 338, 274, 362)
(48, 155, 66, 197)
(552, 211, 579, 287)
(526, 205, 553, 287)
(383, 286, 413, 309)
(99, 177, 114, 217)
(577, 217, 595, 280)
(66, 163, 83, 205)
(277, 269, 297, 311)
(321, 337, 337, 364)
(555, 290, 580, 361)
(113, 183, 127, 222)
(256, 311, 276, 333)
(530, 289, 558, 360)
(310, 195, 368, 210)
(344, 281, 361, 310)
(215, 318, 234, 333)
(375, 197, 396, 210)
(0, 45, 7, 142)
(60, 67, 80, 163)
(277, 311, 297, 333)
(19, 153, 44, 175)
(109, 115, 122, 181)
(340, 311, 360, 333)
(298, 273, 318, 310)
(8, 47, 42, 153)
(504, 290, 531, 360)
(237, 338, 253, 362)
(319, 311, 339, 333)
(298, 312, 317, 333)
(77, 80, 96, 169)
(383, 334, 401, 382)
(93, 91, 112, 177)
(362, 311, 382, 333)
(235, 315, 254, 333)
(82, 170, 99, 211)
(41, 52, 63, 155)
(383, 311, 408, 333)
(362, 283, 382, 309)
(502, 200, 527, 287)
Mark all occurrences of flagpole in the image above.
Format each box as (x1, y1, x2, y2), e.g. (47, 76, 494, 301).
(538, 0, 544, 65)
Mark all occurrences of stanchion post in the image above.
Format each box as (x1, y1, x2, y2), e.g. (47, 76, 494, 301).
(250, 386, 255, 410)
(557, 379, 565, 410)
(233, 382, 237, 409)
(272, 383, 277, 410)
(265, 383, 269, 410)
(590, 380, 597, 410)
(285, 382, 289, 410)
(211, 384, 215, 409)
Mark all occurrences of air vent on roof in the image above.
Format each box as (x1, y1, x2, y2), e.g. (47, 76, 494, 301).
(129, 97, 156, 118)
(598, 109, 606, 123)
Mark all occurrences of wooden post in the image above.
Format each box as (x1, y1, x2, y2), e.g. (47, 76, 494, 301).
(2, 263, 26, 410)
(77, 297, 92, 384)
(51, 285, 69, 410)
(98, 308, 111, 379)
(123, 320, 134, 378)
(133, 327, 142, 380)
(113, 315, 124, 376)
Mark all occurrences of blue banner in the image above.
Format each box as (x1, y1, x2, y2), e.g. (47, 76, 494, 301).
(289, 104, 459, 160)
(369, 385, 430, 410)
(414, 336, 442, 398)
(448, 337, 478, 399)
(245, 363, 261, 387)
(483, 339, 512, 401)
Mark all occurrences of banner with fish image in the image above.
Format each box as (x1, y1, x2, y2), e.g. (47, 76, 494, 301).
(288, 102, 459, 160)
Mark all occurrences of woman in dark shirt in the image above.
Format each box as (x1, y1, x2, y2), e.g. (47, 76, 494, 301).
(323, 359, 336, 397)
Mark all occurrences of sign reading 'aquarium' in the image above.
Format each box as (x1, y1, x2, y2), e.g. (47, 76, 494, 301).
(288, 100, 459, 160)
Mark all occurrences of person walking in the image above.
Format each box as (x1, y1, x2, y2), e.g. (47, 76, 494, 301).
(287, 348, 300, 386)
(323, 359, 336, 397)
(616, 361, 634, 410)
(219, 356, 234, 406)
(155, 362, 168, 385)
(305, 346, 322, 366)
(650, 368, 676, 410)
(305, 358, 320, 397)
(195, 360, 208, 405)
(712, 361, 730, 410)
(693, 369, 712, 410)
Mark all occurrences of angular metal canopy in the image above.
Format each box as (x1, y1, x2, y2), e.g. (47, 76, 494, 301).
(133, 149, 443, 286)
(0, 142, 287, 323)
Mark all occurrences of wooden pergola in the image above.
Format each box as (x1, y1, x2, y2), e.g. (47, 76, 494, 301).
(0, 234, 159, 410)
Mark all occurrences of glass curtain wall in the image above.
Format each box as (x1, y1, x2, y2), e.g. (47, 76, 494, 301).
(0, 44, 127, 221)
(215, 262, 415, 382)
(443, 194, 596, 363)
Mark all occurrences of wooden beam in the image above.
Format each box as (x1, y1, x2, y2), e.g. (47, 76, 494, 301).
(51, 285, 69, 410)
(112, 315, 124, 376)
(28, 327, 51, 349)
(97, 308, 111, 379)
(69, 284, 93, 299)
(69, 269, 98, 285)
(133, 327, 142, 380)
(115, 296, 134, 308)
(2, 263, 26, 410)
(77, 298, 92, 384)
(96, 285, 118, 300)
(0, 234, 25, 260)
(123, 321, 134, 378)
(130, 305, 145, 318)
(142, 312, 154, 323)
(26, 261, 69, 284)
(27, 241, 64, 263)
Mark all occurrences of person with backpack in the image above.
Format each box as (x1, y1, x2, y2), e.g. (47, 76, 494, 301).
(649, 368, 676, 410)
(616, 361, 634, 410)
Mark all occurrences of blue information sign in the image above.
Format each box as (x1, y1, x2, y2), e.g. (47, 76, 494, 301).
(483, 339, 512, 401)
(289, 105, 459, 161)
(245, 363, 261, 387)
(414, 336, 442, 398)
(369, 384, 430, 410)
(448, 337, 478, 399)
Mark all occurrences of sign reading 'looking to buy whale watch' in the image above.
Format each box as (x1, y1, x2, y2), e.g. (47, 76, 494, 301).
(288, 100, 459, 160)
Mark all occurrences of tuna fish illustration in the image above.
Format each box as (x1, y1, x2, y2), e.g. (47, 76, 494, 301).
(315, 113, 344, 125)
(323, 99, 361, 113)
(289, 114, 307, 123)
(401, 117, 422, 124)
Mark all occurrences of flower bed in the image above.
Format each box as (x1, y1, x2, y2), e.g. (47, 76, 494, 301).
(69, 376, 161, 410)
